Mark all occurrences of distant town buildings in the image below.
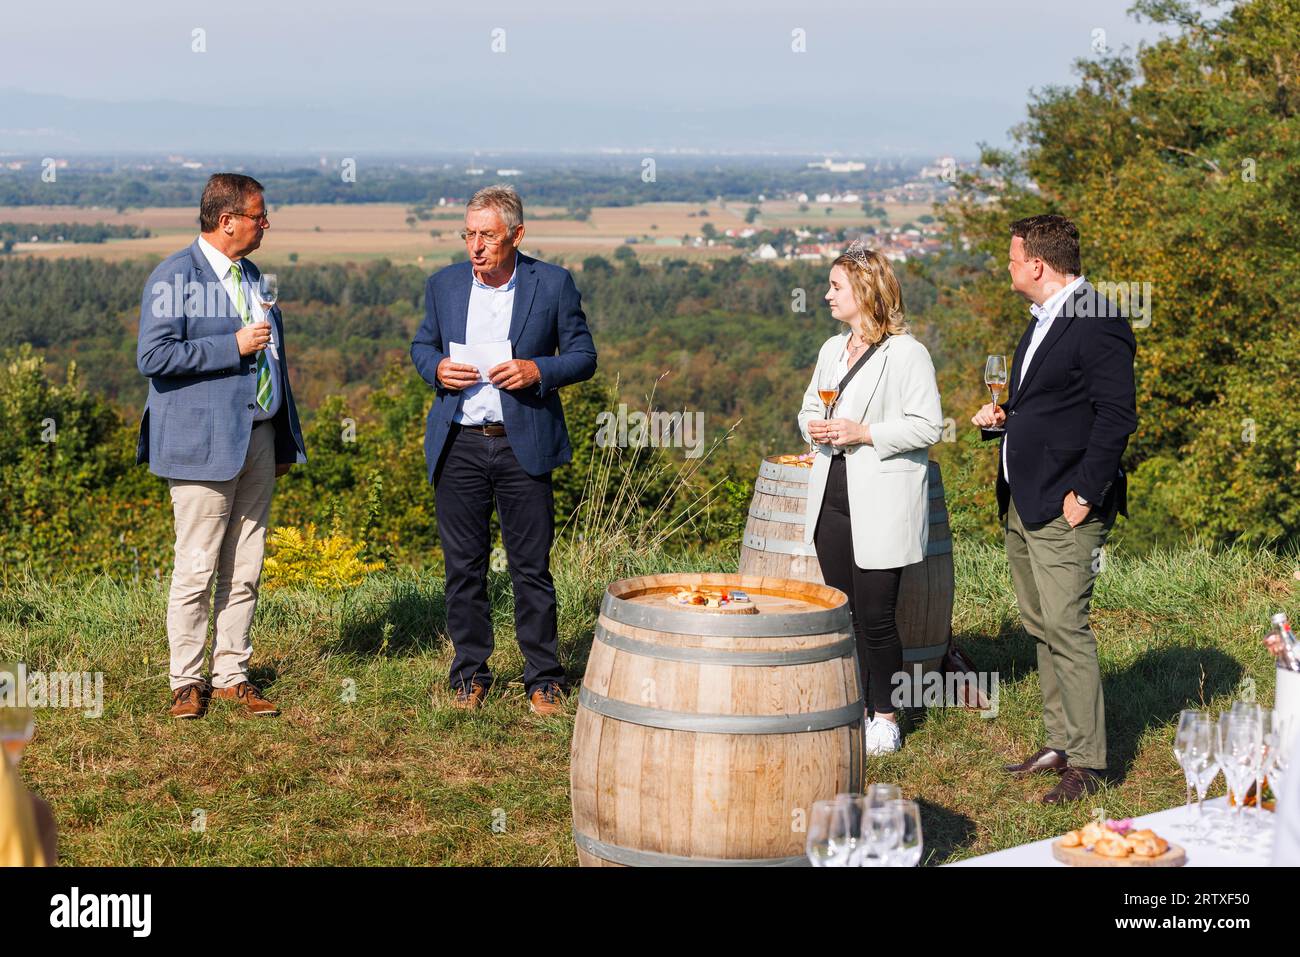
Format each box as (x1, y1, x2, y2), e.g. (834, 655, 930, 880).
(806, 157, 867, 173)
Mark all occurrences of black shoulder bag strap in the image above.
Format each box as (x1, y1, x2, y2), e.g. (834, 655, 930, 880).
(835, 338, 883, 399)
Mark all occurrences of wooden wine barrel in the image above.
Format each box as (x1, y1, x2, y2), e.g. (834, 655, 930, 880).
(571, 573, 863, 867)
(739, 456, 954, 674)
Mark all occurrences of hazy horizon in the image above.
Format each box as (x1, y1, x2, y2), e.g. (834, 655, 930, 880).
(1, 1, 1174, 155)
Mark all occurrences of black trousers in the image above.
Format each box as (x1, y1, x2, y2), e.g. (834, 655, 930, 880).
(812, 455, 905, 715)
(434, 425, 565, 694)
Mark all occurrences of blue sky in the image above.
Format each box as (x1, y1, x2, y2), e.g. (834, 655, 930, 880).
(0, 0, 1175, 155)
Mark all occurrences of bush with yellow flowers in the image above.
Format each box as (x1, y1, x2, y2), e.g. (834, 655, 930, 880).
(262, 523, 385, 593)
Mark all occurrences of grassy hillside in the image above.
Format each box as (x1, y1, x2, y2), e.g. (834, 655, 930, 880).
(3, 537, 1295, 866)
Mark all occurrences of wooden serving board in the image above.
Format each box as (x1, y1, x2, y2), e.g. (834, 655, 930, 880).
(1051, 839, 1186, 867)
(662, 594, 758, 614)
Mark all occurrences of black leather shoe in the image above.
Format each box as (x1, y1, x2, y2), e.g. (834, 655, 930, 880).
(1041, 767, 1105, 804)
(1003, 746, 1068, 777)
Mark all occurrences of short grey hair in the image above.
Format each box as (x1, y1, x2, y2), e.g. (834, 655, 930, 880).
(466, 184, 524, 233)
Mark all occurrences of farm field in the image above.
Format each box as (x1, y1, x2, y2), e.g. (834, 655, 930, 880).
(0, 198, 937, 267)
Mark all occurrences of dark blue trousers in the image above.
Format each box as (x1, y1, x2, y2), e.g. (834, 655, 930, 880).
(433, 425, 564, 695)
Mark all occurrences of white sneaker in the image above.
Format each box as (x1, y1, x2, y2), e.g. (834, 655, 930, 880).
(863, 716, 902, 755)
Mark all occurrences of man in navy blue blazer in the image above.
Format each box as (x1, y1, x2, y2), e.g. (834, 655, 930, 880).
(411, 185, 597, 716)
(972, 214, 1137, 803)
(137, 173, 307, 719)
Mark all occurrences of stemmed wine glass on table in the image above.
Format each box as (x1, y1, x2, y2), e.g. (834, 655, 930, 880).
(886, 799, 923, 867)
(1217, 712, 1262, 843)
(1265, 716, 1291, 808)
(1175, 712, 1217, 838)
(983, 355, 1008, 432)
(806, 799, 856, 866)
(857, 784, 902, 867)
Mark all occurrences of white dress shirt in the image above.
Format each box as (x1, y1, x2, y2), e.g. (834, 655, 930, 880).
(197, 235, 281, 421)
(455, 253, 518, 426)
(1003, 275, 1085, 482)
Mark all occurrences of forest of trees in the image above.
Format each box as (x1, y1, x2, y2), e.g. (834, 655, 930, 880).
(0, 223, 149, 246)
(0, 159, 917, 211)
(1, 0, 1296, 579)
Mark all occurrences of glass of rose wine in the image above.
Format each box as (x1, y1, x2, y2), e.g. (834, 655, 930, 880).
(815, 365, 840, 452)
(983, 354, 1008, 432)
(0, 663, 34, 766)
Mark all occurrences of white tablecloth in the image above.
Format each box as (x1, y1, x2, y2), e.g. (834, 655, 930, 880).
(948, 798, 1274, 867)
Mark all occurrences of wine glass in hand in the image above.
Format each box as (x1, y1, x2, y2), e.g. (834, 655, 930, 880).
(813, 365, 840, 453)
(983, 355, 1008, 432)
(258, 273, 279, 312)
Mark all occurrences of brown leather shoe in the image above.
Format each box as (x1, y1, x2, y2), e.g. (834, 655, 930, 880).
(1041, 767, 1105, 804)
(528, 683, 567, 717)
(451, 683, 488, 710)
(169, 682, 207, 719)
(1004, 746, 1068, 778)
(210, 681, 279, 716)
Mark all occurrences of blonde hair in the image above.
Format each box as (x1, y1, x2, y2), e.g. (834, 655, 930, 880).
(831, 247, 907, 344)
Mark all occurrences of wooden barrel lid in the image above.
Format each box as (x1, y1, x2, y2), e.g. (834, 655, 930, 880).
(603, 574, 849, 637)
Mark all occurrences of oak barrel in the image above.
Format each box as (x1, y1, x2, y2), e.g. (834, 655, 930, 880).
(738, 455, 954, 674)
(571, 573, 863, 866)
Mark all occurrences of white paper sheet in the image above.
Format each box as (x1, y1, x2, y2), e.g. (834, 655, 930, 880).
(450, 340, 513, 383)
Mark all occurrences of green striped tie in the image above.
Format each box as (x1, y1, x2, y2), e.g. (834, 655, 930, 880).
(230, 262, 272, 412)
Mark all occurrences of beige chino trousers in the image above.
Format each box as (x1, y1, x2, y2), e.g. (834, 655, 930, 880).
(166, 421, 276, 691)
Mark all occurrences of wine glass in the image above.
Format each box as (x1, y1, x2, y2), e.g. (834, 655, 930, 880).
(1231, 703, 1271, 832)
(0, 662, 34, 766)
(814, 365, 840, 454)
(1183, 716, 1219, 839)
(866, 782, 902, 807)
(258, 272, 279, 311)
(1217, 713, 1261, 842)
(1173, 710, 1205, 836)
(1266, 723, 1290, 806)
(1249, 707, 1273, 831)
(858, 805, 903, 867)
(1180, 717, 1216, 837)
(806, 799, 855, 867)
(1174, 710, 1203, 812)
(833, 793, 867, 865)
(886, 799, 923, 867)
(983, 355, 1008, 432)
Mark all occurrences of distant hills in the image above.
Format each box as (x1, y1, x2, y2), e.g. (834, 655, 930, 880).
(0, 87, 1001, 156)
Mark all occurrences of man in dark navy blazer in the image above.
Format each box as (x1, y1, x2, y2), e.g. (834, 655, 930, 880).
(411, 185, 597, 716)
(972, 214, 1137, 803)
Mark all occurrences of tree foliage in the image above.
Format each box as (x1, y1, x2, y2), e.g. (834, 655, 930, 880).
(940, 0, 1300, 546)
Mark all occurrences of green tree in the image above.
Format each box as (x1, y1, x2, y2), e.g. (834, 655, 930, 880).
(941, 0, 1300, 546)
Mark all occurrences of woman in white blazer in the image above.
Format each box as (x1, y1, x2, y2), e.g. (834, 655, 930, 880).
(799, 244, 944, 755)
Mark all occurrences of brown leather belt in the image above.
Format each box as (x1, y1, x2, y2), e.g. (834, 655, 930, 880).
(458, 422, 506, 437)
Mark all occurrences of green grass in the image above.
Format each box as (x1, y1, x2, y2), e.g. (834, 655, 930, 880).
(2, 538, 1296, 866)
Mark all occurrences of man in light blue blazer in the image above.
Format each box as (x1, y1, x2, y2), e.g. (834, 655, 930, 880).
(136, 173, 307, 719)
(411, 185, 597, 716)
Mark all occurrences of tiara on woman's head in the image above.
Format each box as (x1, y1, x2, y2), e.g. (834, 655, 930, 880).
(843, 237, 872, 269)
